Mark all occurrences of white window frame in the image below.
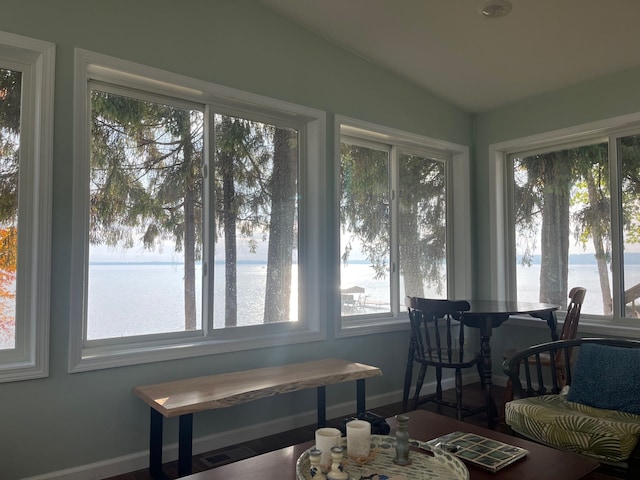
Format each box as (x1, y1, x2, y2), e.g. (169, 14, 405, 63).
(488, 111, 640, 338)
(69, 49, 326, 372)
(336, 116, 471, 336)
(0, 32, 54, 383)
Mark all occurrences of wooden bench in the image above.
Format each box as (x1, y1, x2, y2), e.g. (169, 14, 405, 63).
(133, 358, 382, 479)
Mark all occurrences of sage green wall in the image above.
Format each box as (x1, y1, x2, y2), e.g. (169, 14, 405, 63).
(472, 66, 640, 370)
(0, 1, 471, 478)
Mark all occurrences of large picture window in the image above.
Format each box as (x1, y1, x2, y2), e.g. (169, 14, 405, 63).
(491, 114, 640, 332)
(0, 67, 21, 351)
(338, 118, 470, 332)
(87, 92, 300, 339)
(0, 32, 54, 382)
(511, 142, 610, 316)
(70, 50, 323, 371)
(339, 140, 392, 316)
(88, 90, 206, 339)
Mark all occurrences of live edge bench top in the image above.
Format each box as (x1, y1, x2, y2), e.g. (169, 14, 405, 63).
(133, 358, 382, 418)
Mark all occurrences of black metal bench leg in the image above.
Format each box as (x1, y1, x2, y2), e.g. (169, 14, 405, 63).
(178, 413, 193, 477)
(149, 408, 166, 479)
(317, 386, 327, 427)
(356, 378, 366, 416)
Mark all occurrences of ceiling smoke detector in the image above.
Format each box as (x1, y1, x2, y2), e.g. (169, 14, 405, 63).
(478, 0, 513, 18)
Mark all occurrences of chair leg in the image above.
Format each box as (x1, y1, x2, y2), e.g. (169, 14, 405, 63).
(412, 365, 427, 411)
(455, 368, 463, 421)
(628, 440, 640, 480)
(555, 366, 567, 389)
(476, 360, 485, 389)
(504, 378, 514, 401)
(500, 379, 514, 424)
(402, 370, 412, 412)
(402, 343, 416, 411)
(435, 367, 443, 400)
(502, 360, 520, 424)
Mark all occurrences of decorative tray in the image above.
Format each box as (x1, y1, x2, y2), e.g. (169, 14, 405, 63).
(427, 431, 529, 473)
(296, 435, 470, 480)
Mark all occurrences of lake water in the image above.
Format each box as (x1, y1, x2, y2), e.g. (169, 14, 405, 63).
(517, 263, 640, 315)
(87, 261, 639, 339)
(87, 262, 299, 338)
(0, 261, 632, 348)
(87, 261, 405, 339)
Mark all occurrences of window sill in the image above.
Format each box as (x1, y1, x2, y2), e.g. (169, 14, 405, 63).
(503, 314, 640, 340)
(337, 314, 409, 338)
(69, 326, 325, 373)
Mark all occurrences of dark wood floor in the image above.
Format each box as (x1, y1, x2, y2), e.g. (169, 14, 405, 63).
(107, 383, 623, 480)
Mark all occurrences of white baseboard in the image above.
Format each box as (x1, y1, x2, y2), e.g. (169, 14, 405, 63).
(24, 375, 494, 480)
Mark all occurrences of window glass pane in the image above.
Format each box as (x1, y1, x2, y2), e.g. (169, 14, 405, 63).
(339, 142, 390, 315)
(89, 90, 204, 339)
(619, 133, 640, 318)
(213, 114, 299, 327)
(0, 68, 20, 350)
(399, 152, 447, 302)
(513, 142, 611, 315)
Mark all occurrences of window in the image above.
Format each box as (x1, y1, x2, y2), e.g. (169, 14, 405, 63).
(0, 32, 54, 382)
(511, 141, 616, 317)
(70, 50, 325, 371)
(87, 90, 206, 339)
(490, 113, 640, 333)
(338, 118, 471, 333)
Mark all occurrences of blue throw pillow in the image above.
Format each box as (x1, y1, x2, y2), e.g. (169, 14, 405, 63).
(567, 343, 640, 415)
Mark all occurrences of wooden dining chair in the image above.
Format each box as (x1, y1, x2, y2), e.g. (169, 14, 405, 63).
(403, 296, 485, 420)
(501, 286, 587, 407)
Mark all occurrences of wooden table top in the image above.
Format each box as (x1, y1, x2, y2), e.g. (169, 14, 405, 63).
(182, 410, 599, 480)
(461, 299, 559, 331)
(464, 299, 558, 316)
(133, 358, 382, 417)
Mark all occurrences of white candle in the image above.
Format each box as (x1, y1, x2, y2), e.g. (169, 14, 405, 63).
(315, 427, 342, 468)
(346, 419, 371, 459)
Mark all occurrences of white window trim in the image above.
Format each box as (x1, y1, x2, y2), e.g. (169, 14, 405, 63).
(69, 49, 326, 372)
(335, 115, 471, 337)
(488, 111, 640, 338)
(0, 32, 54, 383)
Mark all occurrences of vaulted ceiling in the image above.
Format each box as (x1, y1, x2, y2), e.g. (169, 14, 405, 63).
(258, 0, 640, 113)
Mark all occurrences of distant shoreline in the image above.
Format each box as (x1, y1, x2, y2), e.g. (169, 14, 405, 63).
(89, 260, 295, 266)
(90, 253, 640, 266)
(519, 253, 640, 265)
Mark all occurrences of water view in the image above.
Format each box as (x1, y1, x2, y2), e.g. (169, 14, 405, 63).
(1, 255, 634, 349)
(87, 261, 299, 339)
(85, 255, 636, 340)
